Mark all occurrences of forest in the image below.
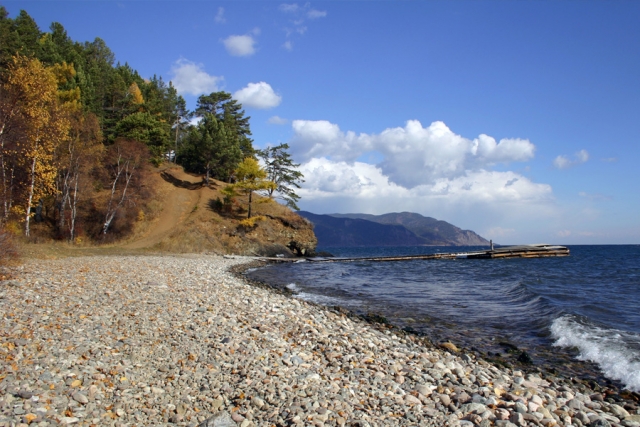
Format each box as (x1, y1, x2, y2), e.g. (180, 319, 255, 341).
(0, 7, 302, 255)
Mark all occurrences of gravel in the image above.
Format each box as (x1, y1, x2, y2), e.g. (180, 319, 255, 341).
(0, 255, 638, 427)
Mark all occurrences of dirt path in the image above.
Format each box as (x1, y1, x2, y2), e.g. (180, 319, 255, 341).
(123, 168, 202, 250)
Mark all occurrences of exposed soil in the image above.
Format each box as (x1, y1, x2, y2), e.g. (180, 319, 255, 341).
(123, 167, 202, 250)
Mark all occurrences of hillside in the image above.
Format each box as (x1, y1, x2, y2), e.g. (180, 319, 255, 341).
(299, 211, 488, 247)
(121, 165, 317, 256)
(10, 165, 317, 260)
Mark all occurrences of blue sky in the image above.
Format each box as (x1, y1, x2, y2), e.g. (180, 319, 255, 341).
(6, 1, 640, 244)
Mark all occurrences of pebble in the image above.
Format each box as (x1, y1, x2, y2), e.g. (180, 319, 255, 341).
(1, 255, 638, 427)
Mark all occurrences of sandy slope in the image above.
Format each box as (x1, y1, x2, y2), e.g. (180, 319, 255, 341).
(123, 167, 202, 250)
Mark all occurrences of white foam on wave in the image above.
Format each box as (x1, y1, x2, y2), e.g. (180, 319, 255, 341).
(550, 315, 640, 392)
(292, 291, 364, 309)
(286, 283, 299, 292)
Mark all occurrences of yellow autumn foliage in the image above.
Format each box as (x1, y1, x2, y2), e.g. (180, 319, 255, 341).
(128, 82, 145, 105)
(3, 55, 70, 235)
(238, 215, 265, 229)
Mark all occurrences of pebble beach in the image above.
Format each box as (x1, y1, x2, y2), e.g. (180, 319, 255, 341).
(1, 255, 639, 427)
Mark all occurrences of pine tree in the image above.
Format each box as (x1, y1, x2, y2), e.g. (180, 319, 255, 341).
(179, 113, 242, 183)
(257, 143, 304, 210)
(195, 91, 254, 158)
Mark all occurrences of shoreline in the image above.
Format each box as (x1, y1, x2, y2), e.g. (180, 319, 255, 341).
(231, 261, 640, 402)
(238, 259, 639, 397)
(0, 254, 638, 427)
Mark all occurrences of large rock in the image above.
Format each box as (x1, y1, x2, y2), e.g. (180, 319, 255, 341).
(199, 411, 236, 427)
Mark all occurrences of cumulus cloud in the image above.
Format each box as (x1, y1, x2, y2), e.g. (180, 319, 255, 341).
(553, 149, 589, 169)
(297, 159, 552, 205)
(215, 7, 225, 24)
(284, 118, 563, 241)
(222, 34, 257, 57)
(170, 59, 223, 96)
(289, 119, 535, 188)
(283, 40, 293, 51)
(233, 82, 282, 109)
(295, 158, 554, 231)
(268, 116, 289, 125)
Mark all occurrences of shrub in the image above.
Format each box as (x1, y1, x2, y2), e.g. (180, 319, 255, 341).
(238, 215, 265, 230)
(0, 226, 19, 266)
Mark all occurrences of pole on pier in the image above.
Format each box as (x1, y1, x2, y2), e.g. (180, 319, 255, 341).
(490, 240, 494, 251)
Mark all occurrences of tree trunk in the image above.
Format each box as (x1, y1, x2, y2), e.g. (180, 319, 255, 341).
(103, 159, 135, 235)
(102, 154, 124, 235)
(58, 168, 71, 233)
(174, 120, 179, 164)
(0, 124, 10, 223)
(247, 190, 252, 218)
(69, 170, 79, 242)
(24, 156, 37, 237)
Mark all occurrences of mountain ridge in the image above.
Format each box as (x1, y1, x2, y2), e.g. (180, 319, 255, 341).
(298, 211, 488, 247)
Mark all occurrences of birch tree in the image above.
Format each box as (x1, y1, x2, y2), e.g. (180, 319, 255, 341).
(102, 139, 148, 235)
(1, 56, 69, 236)
(55, 112, 102, 240)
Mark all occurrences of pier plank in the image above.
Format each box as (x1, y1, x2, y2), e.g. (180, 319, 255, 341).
(257, 244, 570, 263)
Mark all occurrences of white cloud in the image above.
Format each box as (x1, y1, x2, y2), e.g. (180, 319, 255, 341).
(289, 119, 535, 188)
(291, 120, 373, 163)
(307, 9, 327, 19)
(280, 2, 325, 46)
(471, 134, 535, 163)
(296, 158, 554, 234)
(576, 149, 589, 162)
(283, 40, 293, 51)
(279, 3, 299, 13)
(222, 34, 257, 57)
(170, 59, 223, 96)
(268, 115, 289, 125)
(553, 149, 589, 169)
(287, 119, 562, 241)
(233, 82, 282, 109)
(214, 7, 225, 24)
(553, 155, 571, 170)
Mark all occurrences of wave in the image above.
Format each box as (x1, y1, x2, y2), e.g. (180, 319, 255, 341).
(293, 291, 362, 307)
(551, 315, 640, 392)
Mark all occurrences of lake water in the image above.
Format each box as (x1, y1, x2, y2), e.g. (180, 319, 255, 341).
(246, 245, 640, 392)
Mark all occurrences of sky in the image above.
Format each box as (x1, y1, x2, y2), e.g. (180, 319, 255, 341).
(5, 0, 640, 244)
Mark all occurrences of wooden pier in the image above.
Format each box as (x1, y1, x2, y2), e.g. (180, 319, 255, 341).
(257, 244, 570, 263)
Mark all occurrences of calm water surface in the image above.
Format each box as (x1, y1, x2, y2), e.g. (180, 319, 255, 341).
(246, 245, 640, 391)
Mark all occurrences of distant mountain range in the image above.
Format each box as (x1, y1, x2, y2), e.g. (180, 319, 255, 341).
(298, 211, 489, 247)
